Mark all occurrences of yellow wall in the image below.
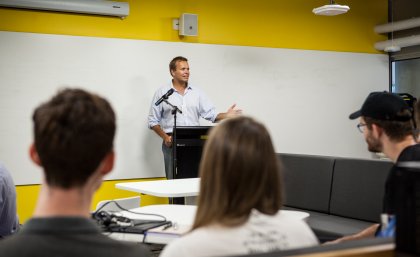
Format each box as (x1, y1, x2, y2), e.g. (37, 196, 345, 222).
(16, 178, 168, 223)
(3, 0, 388, 222)
(0, 0, 387, 53)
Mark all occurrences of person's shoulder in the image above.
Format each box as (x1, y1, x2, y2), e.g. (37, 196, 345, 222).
(0, 161, 9, 175)
(252, 210, 313, 232)
(153, 81, 173, 93)
(410, 143, 420, 156)
(0, 232, 150, 257)
(0, 163, 15, 190)
(160, 229, 211, 257)
(0, 233, 26, 254)
(155, 84, 172, 93)
(116, 241, 151, 256)
(160, 237, 188, 257)
(399, 143, 420, 161)
(98, 234, 149, 250)
(410, 143, 420, 151)
(85, 237, 151, 257)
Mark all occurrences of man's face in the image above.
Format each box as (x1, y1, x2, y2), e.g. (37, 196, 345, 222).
(361, 117, 383, 153)
(171, 61, 190, 83)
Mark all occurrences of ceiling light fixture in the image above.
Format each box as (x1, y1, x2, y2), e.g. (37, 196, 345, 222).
(384, 0, 401, 52)
(313, 0, 350, 16)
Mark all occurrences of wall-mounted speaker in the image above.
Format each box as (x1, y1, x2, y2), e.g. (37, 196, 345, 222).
(179, 13, 198, 36)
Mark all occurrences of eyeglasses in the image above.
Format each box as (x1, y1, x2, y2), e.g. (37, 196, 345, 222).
(357, 123, 367, 133)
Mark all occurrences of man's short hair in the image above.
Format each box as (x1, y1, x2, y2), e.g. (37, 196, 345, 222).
(32, 88, 116, 188)
(169, 56, 188, 74)
(364, 113, 413, 141)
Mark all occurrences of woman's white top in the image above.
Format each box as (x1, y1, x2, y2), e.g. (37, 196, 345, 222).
(160, 209, 318, 257)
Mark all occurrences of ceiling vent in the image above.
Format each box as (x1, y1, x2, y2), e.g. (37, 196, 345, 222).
(0, 0, 129, 18)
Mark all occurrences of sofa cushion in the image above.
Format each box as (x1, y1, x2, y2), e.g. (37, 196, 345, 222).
(279, 153, 335, 213)
(329, 158, 393, 222)
(283, 206, 375, 241)
(307, 211, 375, 240)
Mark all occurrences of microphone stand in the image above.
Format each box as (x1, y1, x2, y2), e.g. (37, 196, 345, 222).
(163, 99, 182, 203)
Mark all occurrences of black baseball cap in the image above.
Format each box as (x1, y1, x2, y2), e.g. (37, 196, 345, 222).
(349, 92, 412, 121)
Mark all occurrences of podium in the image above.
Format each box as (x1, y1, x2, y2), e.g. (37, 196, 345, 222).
(173, 126, 212, 179)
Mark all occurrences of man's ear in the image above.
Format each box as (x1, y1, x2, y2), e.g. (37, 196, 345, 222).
(371, 123, 383, 138)
(29, 143, 42, 166)
(99, 151, 115, 176)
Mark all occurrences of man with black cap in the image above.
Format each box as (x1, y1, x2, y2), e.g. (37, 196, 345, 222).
(331, 91, 420, 242)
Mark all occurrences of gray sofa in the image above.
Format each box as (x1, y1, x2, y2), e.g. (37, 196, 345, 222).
(278, 153, 393, 242)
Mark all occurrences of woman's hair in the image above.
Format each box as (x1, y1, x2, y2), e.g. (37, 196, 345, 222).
(192, 116, 283, 229)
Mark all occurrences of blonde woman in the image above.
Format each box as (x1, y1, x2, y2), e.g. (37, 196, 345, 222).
(161, 116, 318, 257)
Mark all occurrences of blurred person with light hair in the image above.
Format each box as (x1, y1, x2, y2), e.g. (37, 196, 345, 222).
(161, 116, 318, 257)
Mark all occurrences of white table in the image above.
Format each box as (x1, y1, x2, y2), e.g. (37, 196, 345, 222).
(115, 178, 200, 197)
(120, 204, 197, 225)
(107, 204, 196, 244)
(107, 204, 309, 244)
(116, 178, 200, 204)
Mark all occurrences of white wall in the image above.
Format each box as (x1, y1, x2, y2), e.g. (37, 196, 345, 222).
(0, 31, 389, 185)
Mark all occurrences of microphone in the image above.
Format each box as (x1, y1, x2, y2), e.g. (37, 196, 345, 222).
(155, 88, 175, 106)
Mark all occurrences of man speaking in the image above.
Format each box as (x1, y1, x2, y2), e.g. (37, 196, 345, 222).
(148, 56, 242, 179)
